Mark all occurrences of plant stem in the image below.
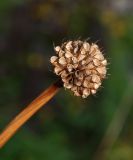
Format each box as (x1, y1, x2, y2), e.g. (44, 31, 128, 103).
(0, 80, 62, 148)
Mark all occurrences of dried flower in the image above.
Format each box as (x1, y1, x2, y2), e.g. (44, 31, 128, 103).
(50, 40, 107, 98)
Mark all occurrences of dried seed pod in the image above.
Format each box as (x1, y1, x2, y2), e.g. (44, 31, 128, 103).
(82, 88, 90, 98)
(91, 89, 97, 95)
(50, 56, 58, 63)
(59, 57, 67, 65)
(54, 46, 61, 52)
(91, 75, 101, 83)
(54, 67, 62, 75)
(50, 40, 107, 98)
(65, 51, 73, 58)
(101, 59, 107, 66)
(93, 59, 101, 66)
(66, 41, 73, 51)
(83, 42, 90, 51)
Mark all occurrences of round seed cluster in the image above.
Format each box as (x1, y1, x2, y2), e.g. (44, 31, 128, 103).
(50, 40, 107, 98)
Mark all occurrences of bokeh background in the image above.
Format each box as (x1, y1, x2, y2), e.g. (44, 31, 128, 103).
(0, 0, 133, 160)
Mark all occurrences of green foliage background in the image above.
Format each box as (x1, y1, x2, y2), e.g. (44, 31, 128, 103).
(0, 0, 133, 160)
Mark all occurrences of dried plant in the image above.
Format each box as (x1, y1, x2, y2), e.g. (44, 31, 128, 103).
(51, 40, 107, 98)
(0, 40, 107, 148)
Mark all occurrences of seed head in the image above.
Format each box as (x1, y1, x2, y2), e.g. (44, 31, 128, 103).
(50, 40, 107, 98)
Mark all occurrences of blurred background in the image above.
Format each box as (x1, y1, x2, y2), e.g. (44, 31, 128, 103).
(0, 0, 133, 159)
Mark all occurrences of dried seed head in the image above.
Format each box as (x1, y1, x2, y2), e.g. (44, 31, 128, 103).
(50, 40, 107, 98)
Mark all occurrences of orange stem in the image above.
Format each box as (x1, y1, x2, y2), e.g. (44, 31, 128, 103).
(0, 80, 62, 148)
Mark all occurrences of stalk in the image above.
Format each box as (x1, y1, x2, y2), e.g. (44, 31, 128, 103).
(0, 80, 62, 148)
